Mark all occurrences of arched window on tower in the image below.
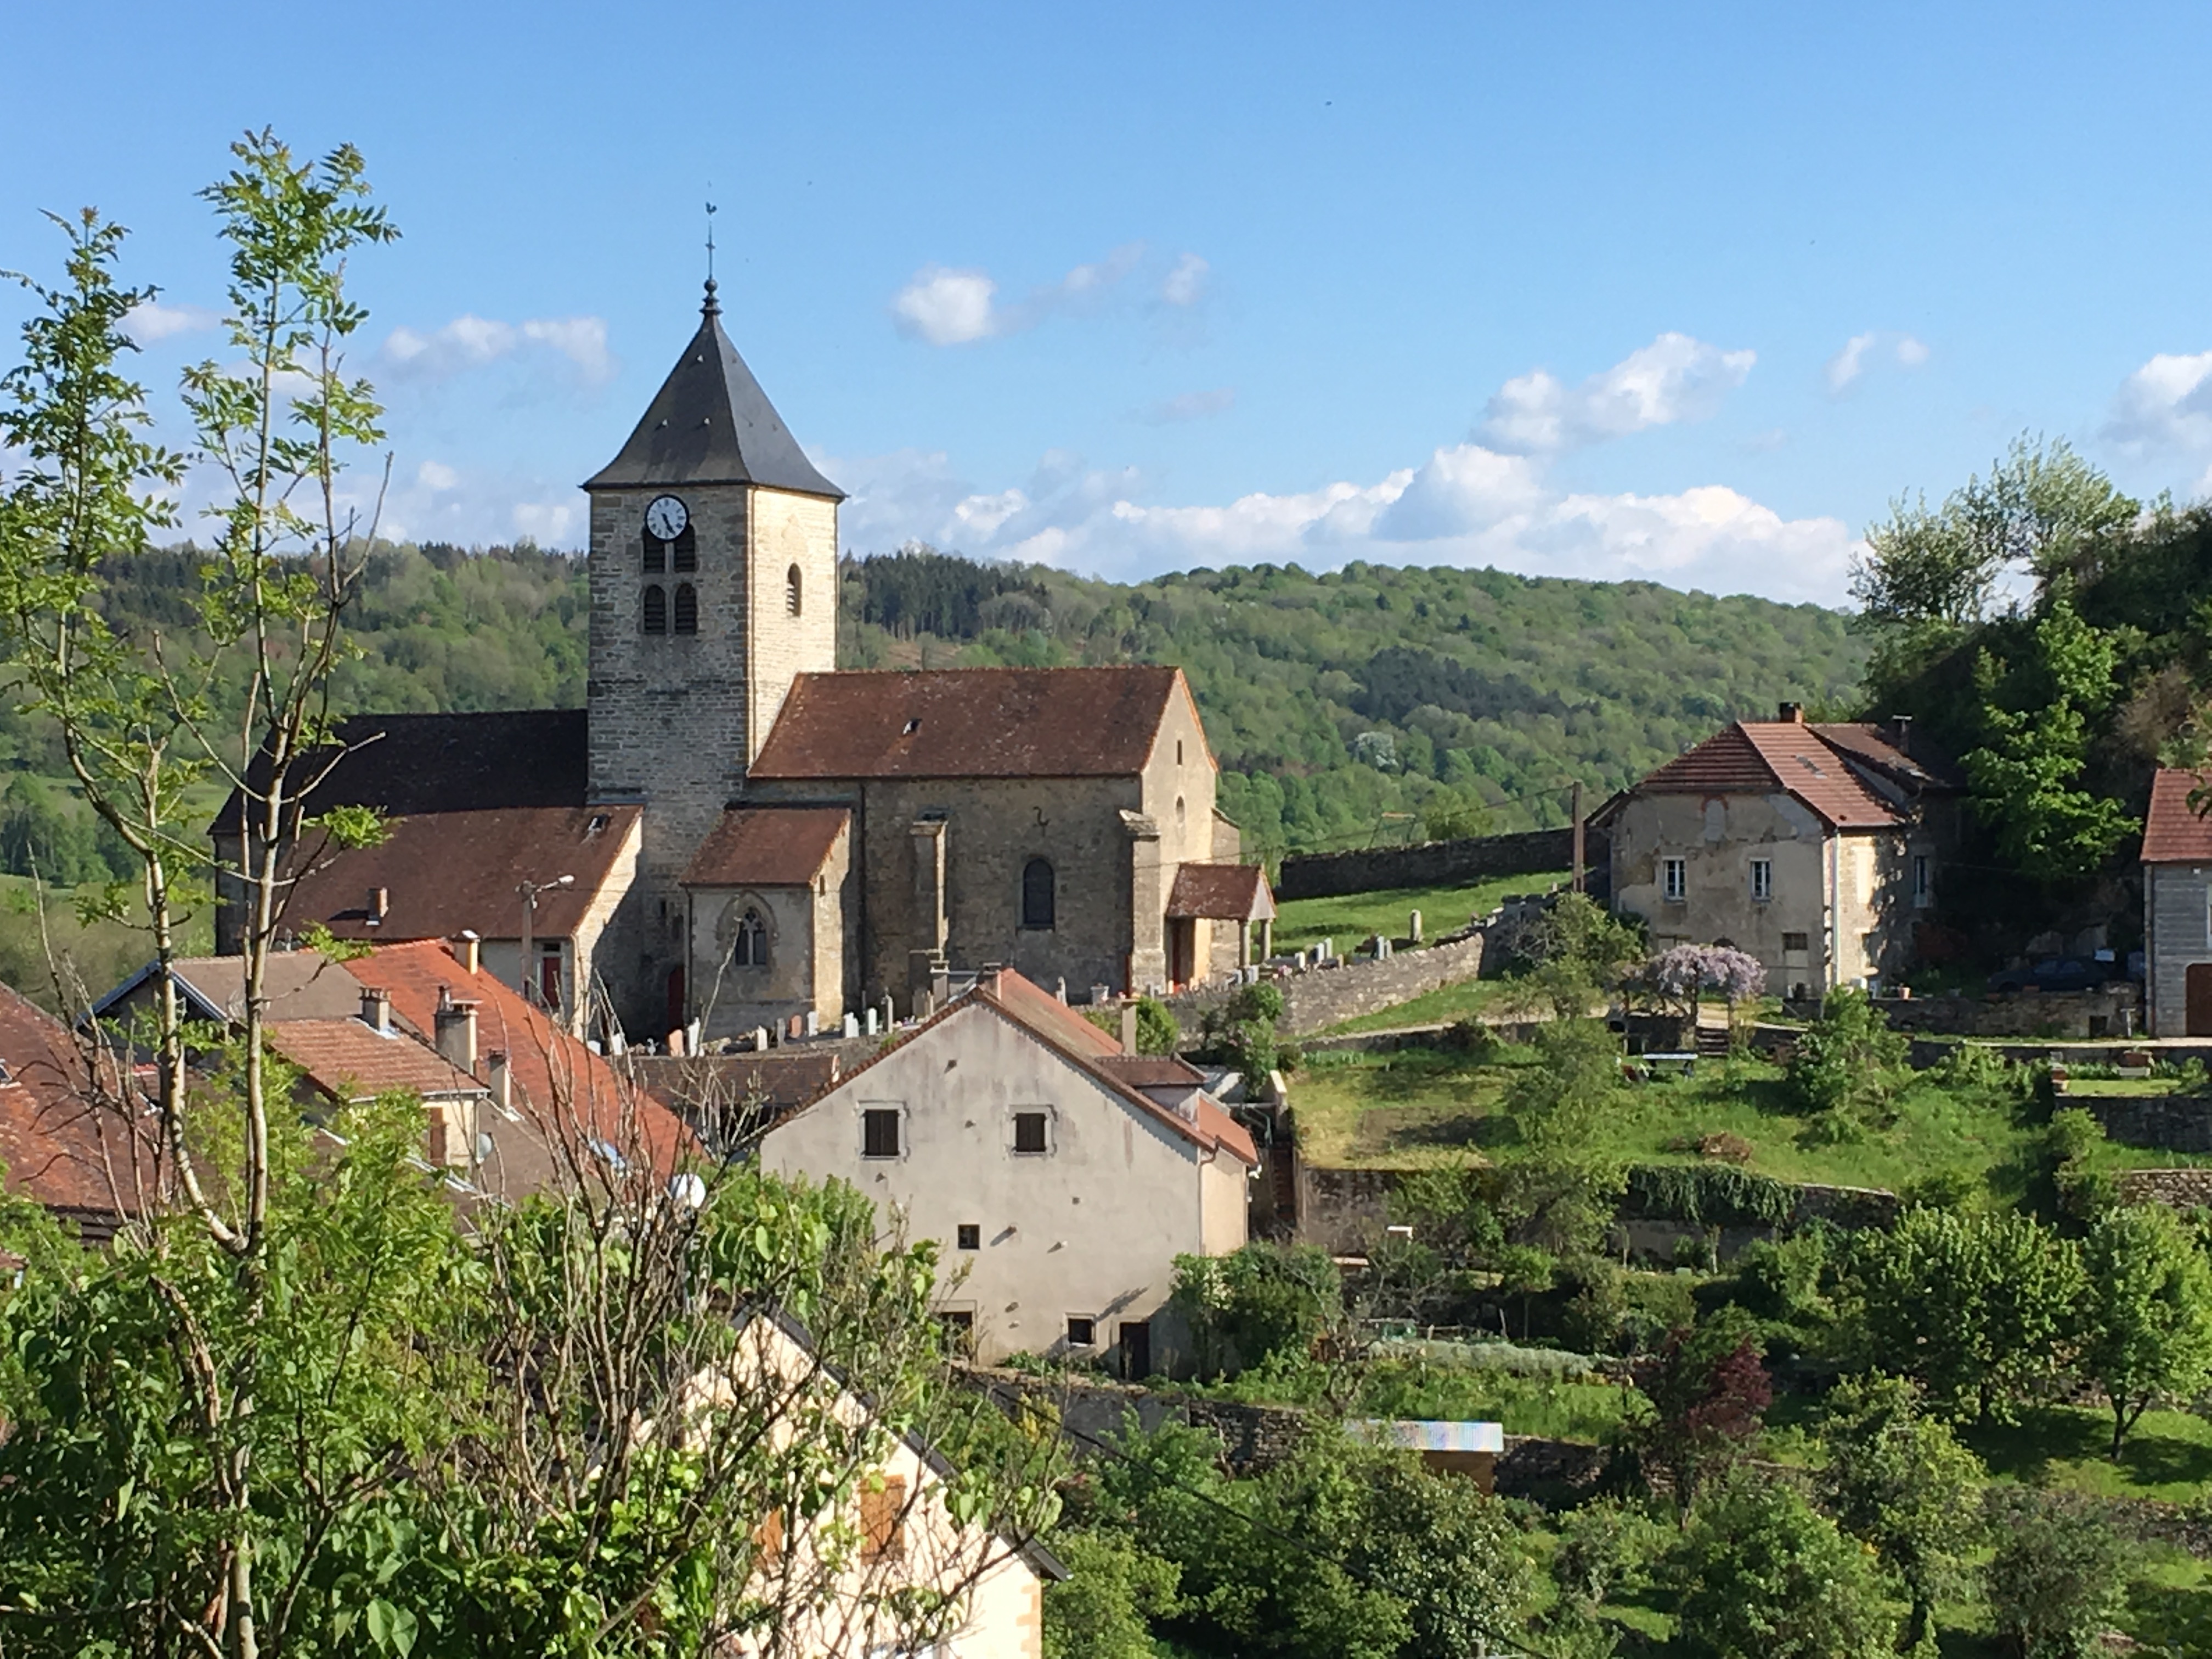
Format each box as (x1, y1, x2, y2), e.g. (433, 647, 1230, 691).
(642, 583, 668, 635)
(641, 532, 665, 574)
(670, 524, 697, 573)
(732, 908, 769, 968)
(1021, 857, 1056, 930)
(786, 563, 803, 617)
(673, 583, 698, 634)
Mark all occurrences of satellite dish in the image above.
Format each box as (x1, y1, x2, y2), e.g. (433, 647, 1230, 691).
(475, 1131, 494, 1165)
(668, 1172, 707, 1210)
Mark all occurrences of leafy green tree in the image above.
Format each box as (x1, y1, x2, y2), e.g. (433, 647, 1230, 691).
(1786, 988, 1908, 1121)
(1198, 980, 1286, 1080)
(1816, 1374, 1987, 1654)
(1962, 594, 2134, 881)
(1505, 1017, 1622, 1150)
(1983, 1491, 2126, 1659)
(1341, 1451, 1532, 1659)
(1042, 1531, 1181, 1659)
(1853, 1206, 2085, 1423)
(1517, 892, 1643, 1019)
(1169, 1241, 1341, 1378)
(1667, 1469, 1897, 1659)
(2076, 1203, 2212, 1458)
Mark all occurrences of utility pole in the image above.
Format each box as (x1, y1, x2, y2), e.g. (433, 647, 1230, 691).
(1571, 781, 1585, 894)
(517, 872, 576, 1008)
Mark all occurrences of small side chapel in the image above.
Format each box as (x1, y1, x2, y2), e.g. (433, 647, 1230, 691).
(230, 283, 1273, 1045)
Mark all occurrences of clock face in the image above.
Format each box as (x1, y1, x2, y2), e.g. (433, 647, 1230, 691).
(644, 494, 689, 541)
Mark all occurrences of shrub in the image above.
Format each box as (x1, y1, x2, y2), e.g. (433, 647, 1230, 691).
(1042, 1530, 1181, 1659)
(1982, 1491, 2125, 1658)
(1169, 1242, 1340, 1377)
(1787, 987, 1909, 1119)
(1668, 1470, 1898, 1658)
(1624, 1164, 1795, 1228)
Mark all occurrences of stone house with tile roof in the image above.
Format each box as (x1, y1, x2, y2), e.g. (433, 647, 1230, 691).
(213, 288, 1268, 1046)
(2141, 768, 2212, 1035)
(760, 967, 1255, 1373)
(1594, 705, 1963, 997)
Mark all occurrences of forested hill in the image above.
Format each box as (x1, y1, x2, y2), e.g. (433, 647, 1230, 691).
(0, 541, 1866, 876)
(836, 550, 1867, 857)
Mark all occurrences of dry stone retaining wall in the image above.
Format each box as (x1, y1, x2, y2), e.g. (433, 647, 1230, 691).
(1169, 932, 1487, 1039)
(2080, 1094, 2212, 1153)
(1872, 985, 2140, 1040)
(1276, 828, 1588, 901)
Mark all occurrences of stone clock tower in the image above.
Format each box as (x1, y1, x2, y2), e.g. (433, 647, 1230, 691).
(581, 279, 843, 1027)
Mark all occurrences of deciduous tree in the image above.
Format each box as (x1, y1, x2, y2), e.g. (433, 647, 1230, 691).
(2076, 1202, 2212, 1458)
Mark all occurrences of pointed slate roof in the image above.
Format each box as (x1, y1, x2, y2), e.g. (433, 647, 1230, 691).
(583, 285, 844, 500)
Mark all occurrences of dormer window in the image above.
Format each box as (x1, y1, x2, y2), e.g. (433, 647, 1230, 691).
(787, 563, 803, 617)
(673, 583, 698, 635)
(642, 584, 668, 635)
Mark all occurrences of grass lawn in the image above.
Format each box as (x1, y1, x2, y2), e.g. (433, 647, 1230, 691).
(1270, 870, 1570, 956)
(1290, 1047, 2212, 1192)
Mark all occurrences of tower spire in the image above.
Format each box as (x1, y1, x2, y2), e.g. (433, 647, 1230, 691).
(703, 196, 720, 317)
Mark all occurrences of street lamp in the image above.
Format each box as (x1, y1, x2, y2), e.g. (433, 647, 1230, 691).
(518, 873, 575, 1008)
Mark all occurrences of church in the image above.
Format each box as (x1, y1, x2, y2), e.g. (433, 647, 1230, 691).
(218, 283, 1276, 1046)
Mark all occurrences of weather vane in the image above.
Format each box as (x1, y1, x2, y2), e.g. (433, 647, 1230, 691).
(706, 195, 718, 283)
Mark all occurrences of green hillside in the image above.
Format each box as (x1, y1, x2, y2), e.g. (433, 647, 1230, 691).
(0, 541, 1865, 881)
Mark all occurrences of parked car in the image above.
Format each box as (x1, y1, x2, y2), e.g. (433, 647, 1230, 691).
(1987, 958, 2114, 994)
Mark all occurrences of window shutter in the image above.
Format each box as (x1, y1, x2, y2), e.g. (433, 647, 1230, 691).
(860, 1475, 906, 1564)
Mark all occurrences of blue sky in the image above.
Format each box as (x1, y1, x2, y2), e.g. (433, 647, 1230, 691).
(5, 0, 2211, 605)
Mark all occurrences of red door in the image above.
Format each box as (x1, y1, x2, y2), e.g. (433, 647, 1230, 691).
(2187, 963, 2212, 1037)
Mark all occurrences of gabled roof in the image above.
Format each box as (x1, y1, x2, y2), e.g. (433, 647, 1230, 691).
(2144, 769, 2212, 864)
(264, 1018, 488, 1104)
(790, 969, 1256, 1166)
(1629, 720, 1904, 830)
(748, 667, 1190, 781)
(278, 805, 640, 943)
(1808, 722, 1964, 792)
(583, 293, 844, 500)
(682, 808, 849, 888)
(213, 709, 590, 836)
(0, 980, 143, 1233)
(1166, 862, 1276, 922)
(340, 939, 698, 1185)
(93, 952, 367, 1027)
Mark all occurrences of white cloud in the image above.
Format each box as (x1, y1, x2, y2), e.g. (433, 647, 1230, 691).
(377, 313, 615, 384)
(1161, 253, 1209, 307)
(122, 300, 218, 343)
(1479, 331, 1756, 455)
(890, 244, 1156, 345)
(1141, 387, 1235, 425)
(1826, 330, 1931, 392)
(2105, 349, 2212, 453)
(416, 459, 460, 492)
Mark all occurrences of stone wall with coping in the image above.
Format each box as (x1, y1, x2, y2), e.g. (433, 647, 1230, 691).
(1167, 931, 1488, 1039)
(1276, 828, 1584, 902)
(1872, 984, 2140, 1039)
(2079, 1093, 2212, 1153)
(2115, 1167, 2212, 1207)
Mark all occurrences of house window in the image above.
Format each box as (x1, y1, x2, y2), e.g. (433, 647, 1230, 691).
(673, 582, 698, 635)
(860, 1475, 907, 1564)
(956, 1223, 980, 1251)
(1021, 857, 1056, 930)
(1066, 1316, 1096, 1347)
(1782, 932, 1810, 958)
(1012, 1110, 1050, 1155)
(862, 1108, 903, 1159)
(1913, 854, 1932, 909)
(1662, 857, 1687, 902)
(1751, 859, 1772, 902)
(936, 1310, 974, 1356)
(786, 563, 803, 617)
(732, 909, 768, 968)
(1176, 740, 1184, 765)
(642, 583, 668, 635)
(669, 523, 697, 573)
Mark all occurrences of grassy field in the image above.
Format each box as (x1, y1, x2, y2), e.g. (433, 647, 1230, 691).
(1290, 1046, 2211, 1192)
(1269, 870, 1571, 956)
(1323, 976, 1530, 1035)
(0, 873, 210, 1015)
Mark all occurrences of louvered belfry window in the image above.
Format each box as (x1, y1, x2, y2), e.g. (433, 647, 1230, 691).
(673, 583, 698, 635)
(642, 584, 667, 635)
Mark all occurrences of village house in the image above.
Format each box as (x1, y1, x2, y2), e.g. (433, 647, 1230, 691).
(2141, 768, 2212, 1036)
(0, 980, 149, 1244)
(212, 286, 1270, 1049)
(1594, 706, 1962, 998)
(759, 967, 1256, 1374)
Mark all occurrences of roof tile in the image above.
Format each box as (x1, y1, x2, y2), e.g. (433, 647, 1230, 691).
(681, 808, 849, 887)
(1166, 863, 1275, 921)
(2143, 769, 2212, 864)
(1634, 720, 1903, 829)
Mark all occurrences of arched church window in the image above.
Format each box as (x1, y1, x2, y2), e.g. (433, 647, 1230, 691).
(733, 908, 769, 968)
(673, 583, 698, 635)
(787, 563, 803, 617)
(670, 524, 697, 573)
(641, 532, 664, 574)
(1022, 858, 1056, 930)
(642, 583, 668, 635)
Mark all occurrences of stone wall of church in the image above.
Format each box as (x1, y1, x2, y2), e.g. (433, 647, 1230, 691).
(684, 820, 854, 1041)
(744, 489, 839, 770)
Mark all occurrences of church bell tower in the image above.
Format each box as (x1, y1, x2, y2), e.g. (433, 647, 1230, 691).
(580, 279, 843, 1028)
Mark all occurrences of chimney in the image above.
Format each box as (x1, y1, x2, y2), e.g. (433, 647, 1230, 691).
(1888, 714, 1913, 755)
(367, 887, 388, 926)
(456, 930, 481, 975)
(486, 1049, 511, 1113)
(978, 961, 1006, 997)
(359, 985, 392, 1036)
(435, 998, 479, 1075)
(1119, 1001, 1139, 1054)
(1777, 701, 1805, 724)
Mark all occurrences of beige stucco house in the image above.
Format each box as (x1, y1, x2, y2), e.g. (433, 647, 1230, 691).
(760, 968, 1257, 1373)
(1595, 708, 1961, 998)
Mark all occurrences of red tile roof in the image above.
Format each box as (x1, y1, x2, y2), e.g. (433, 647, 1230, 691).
(339, 940, 698, 1184)
(0, 981, 143, 1227)
(264, 1019, 487, 1103)
(681, 808, 848, 887)
(1808, 723, 1963, 791)
(279, 805, 640, 943)
(801, 968, 1258, 1166)
(1166, 862, 1276, 921)
(2143, 769, 2212, 864)
(1632, 720, 1903, 830)
(748, 667, 1191, 780)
